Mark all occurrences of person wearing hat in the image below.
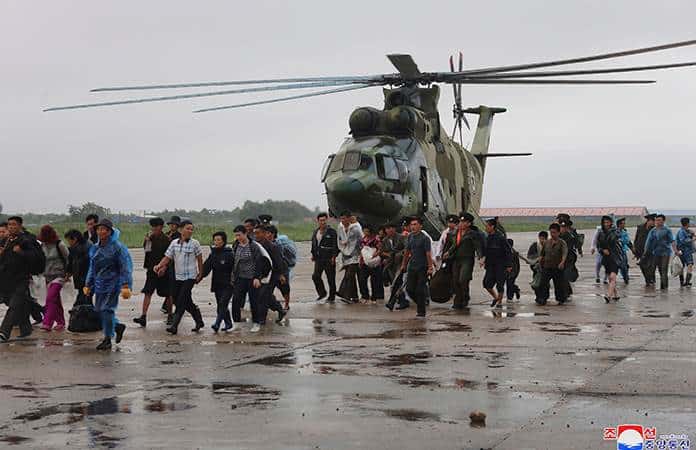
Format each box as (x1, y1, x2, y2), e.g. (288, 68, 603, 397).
(633, 213, 657, 286)
(644, 214, 677, 290)
(133, 217, 171, 327)
(435, 214, 459, 267)
(258, 214, 273, 225)
(442, 212, 482, 309)
(596, 215, 623, 302)
(616, 218, 633, 284)
(83, 219, 133, 350)
(481, 217, 513, 308)
(381, 222, 407, 309)
(676, 217, 694, 286)
(160, 215, 183, 316)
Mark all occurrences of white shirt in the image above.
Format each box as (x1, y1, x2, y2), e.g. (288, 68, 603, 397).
(165, 238, 203, 281)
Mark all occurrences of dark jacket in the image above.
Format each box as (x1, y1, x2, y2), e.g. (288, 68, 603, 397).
(597, 227, 623, 266)
(231, 240, 270, 281)
(83, 230, 98, 245)
(258, 239, 288, 283)
(201, 246, 234, 291)
(0, 231, 37, 293)
(633, 223, 653, 258)
(483, 231, 512, 268)
(311, 226, 339, 261)
(143, 233, 170, 270)
(67, 240, 92, 290)
(443, 228, 483, 261)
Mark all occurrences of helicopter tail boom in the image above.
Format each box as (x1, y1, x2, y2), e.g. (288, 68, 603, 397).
(465, 105, 506, 173)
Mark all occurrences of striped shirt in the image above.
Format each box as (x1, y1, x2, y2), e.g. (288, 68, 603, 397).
(165, 238, 203, 281)
(234, 242, 255, 279)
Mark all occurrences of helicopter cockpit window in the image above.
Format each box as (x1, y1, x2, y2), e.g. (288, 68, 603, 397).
(376, 155, 399, 181)
(321, 155, 334, 181)
(329, 152, 345, 173)
(342, 151, 373, 172)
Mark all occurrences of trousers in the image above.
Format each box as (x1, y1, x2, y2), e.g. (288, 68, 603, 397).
(0, 285, 32, 337)
(654, 255, 670, 289)
(94, 290, 120, 338)
(338, 263, 359, 301)
(232, 278, 259, 323)
(43, 281, 65, 329)
(257, 278, 284, 325)
(358, 265, 384, 300)
(639, 255, 656, 284)
(312, 260, 336, 299)
(213, 286, 233, 328)
(536, 268, 568, 304)
(405, 269, 428, 316)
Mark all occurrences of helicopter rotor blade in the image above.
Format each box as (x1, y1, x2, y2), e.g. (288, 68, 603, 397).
(90, 75, 382, 92)
(192, 85, 372, 113)
(453, 38, 696, 76)
(450, 61, 696, 79)
(454, 78, 655, 85)
(387, 54, 421, 77)
(43, 80, 369, 112)
(457, 52, 468, 130)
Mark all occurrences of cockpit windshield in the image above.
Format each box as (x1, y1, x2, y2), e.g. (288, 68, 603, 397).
(342, 151, 373, 172)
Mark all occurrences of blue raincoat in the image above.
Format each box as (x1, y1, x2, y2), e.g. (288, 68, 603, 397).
(86, 228, 133, 295)
(85, 228, 133, 338)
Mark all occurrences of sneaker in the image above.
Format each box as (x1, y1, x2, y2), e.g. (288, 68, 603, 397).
(222, 323, 235, 332)
(604, 295, 611, 304)
(96, 337, 112, 351)
(133, 315, 147, 327)
(250, 323, 261, 333)
(0, 332, 8, 342)
(326, 296, 335, 304)
(595, 278, 600, 283)
(275, 309, 287, 324)
(211, 323, 220, 333)
(115, 323, 126, 344)
(166, 314, 174, 326)
(315, 294, 327, 302)
(395, 303, 410, 310)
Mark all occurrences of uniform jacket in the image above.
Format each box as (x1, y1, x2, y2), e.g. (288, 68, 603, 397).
(443, 228, 483, 261)
(633, 223, 653, 258)
(311, 226, 339, 261)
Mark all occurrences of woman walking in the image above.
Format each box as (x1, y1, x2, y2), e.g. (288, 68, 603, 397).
(198, 231, 235, 332)
(597, 216, 622, 303)
(83, 219, 133, 350)
(39, 225, 70, 331)
(64, 229, 93, 305)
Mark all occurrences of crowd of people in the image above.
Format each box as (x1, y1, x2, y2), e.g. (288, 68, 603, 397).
(0, 209, 693, 350)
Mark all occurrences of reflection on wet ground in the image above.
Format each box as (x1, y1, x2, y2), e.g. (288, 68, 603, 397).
(1, 233, 695, 448)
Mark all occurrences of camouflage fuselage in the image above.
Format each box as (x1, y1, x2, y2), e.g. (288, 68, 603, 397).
(322, 85, 491, 236)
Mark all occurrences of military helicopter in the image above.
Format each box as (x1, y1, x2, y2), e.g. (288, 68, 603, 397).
(45, 39, 696, 235)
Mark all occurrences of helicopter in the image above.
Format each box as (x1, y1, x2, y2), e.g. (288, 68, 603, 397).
(45, 39, 696, 235)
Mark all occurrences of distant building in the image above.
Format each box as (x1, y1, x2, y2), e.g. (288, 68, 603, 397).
(479, 206, 649, 223)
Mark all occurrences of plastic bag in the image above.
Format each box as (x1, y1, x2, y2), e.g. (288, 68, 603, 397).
(670, 256, 683, 278)
(361, 247, 381, 269)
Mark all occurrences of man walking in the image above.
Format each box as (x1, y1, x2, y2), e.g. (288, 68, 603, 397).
(337, 211, 362, 304)
(676, 217, 694, 287)
(400, 217, 434, 319)
(155, 220, 205, 334)
(160, 215, 182, 315)
(559, 220, 581, 295)
(310, 213, 339, 303)
(644, 214, 677, 290)
(482, 218, 513, 308)
(134, 217, 170, 327)
(537, 223, 569, 305)
(382, 222, 408, 310)
(634, 213, 656, 286)
(84, 214, 99, 245)
(442, 212, 482, 309)
(254, 224, 288, 327)
(0, 216, 43, 341)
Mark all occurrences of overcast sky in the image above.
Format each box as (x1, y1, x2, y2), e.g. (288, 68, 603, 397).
(2, 1, 695, 214)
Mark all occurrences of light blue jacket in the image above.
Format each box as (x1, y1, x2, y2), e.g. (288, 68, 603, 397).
(644, 226, 674, 257)
(86, 228, 133, 294)
(676, 228, 694, 254)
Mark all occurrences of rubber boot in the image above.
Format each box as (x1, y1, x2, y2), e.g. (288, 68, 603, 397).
(166, 310, 183, 335)
(191, 305, 204, 332)
(687, 273, 693, 287)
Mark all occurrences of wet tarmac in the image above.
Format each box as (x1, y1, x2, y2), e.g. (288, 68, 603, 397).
(0, 230, 694, 449)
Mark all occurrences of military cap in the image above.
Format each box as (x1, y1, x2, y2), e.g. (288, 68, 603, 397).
(445, 214, 459, 224)
(460, 212, 475, 223)
(644, 213, 657, 220)
(258, 214, 273, 224)
(167, 215, 181, 225)
(149, 217, 164, 227)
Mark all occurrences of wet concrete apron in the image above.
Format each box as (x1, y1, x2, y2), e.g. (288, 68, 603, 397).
(0, 231, 694, 449)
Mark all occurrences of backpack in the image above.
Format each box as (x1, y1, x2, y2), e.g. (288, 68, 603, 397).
(276, 235, 297, 268)
(26, 239, 47, 276)
(68, 304, 102, 332)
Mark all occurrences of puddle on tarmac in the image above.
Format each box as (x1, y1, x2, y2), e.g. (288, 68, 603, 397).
(482, 311, 550, 318)
(381, 408, 447, 422)
(488, 327, 519, 334)
(394, 376, 439, 387)
(534, 322, 582, 334)
(211, 382, 281, 407)
(14, 394, 195, 424)
(376, 351, 431, 367)
(0, 435, 31, 445)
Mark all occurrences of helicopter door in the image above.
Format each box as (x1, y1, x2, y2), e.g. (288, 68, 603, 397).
(420, 167, 428, 212)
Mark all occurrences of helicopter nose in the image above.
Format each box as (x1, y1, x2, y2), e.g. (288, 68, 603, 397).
(332, 177, 366, 196)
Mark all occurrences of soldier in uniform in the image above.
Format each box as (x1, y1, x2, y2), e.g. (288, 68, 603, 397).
(559, 220, 580, 297)
(633, 213, 656, 286)
(382, 223, 408, 310)
(442, 212, 483, 309)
